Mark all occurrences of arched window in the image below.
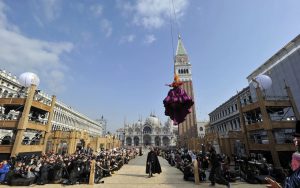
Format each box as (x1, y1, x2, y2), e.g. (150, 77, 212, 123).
(2, 90, 8, 97)
(162, 136, 170, 146)
(126, 137, 132, 146)
(143, 126, 152, 134)
(134, 136, 139, 146)
(128, 128, 133, 134)
(135, 128, 140, 133)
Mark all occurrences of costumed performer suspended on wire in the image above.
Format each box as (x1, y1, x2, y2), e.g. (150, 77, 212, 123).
(163, 74, 194, 125)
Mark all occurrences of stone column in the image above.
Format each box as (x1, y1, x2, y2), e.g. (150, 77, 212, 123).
(52, 130, 61, 153)
(68, 131, 76, 154)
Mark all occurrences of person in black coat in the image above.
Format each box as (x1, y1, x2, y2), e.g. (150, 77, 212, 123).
(146, 147, 161, 178)
(208, 146, 230, 188)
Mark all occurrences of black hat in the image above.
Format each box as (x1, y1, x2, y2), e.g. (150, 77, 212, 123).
(293, 121, 300, 137)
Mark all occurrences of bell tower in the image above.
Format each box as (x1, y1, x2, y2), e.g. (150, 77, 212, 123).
(174, 35, 198, 146)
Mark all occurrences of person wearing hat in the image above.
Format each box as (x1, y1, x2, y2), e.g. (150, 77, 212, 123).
(266, 152, 300, 188)
(146, 147, 161, 178)
(266, 120, 300, 188)
(208, 146, 230, 188)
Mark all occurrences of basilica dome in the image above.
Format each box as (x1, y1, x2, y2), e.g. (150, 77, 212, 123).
(145, 114, 161, 127)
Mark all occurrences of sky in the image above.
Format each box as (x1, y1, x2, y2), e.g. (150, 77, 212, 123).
(1, 0, 300, 132)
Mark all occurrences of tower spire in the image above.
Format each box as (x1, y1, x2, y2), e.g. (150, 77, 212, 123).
(176, 35, 187, 56)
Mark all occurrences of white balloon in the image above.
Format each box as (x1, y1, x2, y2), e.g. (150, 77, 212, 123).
(254, 74, 272, 90)
(18, 72, 40, 87)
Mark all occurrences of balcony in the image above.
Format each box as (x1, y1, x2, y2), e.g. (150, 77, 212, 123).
(246, 122, 264, 131)
(31, 101, 51, 112)
(0, 98, 26, 105)
(275, 143, 295, 151)
(27, 121, 48, 131)
(241, 101, 260, 112)
(17, 145, 44, 153)
(264, 100, 291, 107)
(0, 120, 18, 129)
(248, 142, 270, 151)
(0, 145, 13, 153)
(271, 121, 295, 129)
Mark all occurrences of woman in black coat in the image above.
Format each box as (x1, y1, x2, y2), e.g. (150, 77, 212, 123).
(146, 147, 162, 178)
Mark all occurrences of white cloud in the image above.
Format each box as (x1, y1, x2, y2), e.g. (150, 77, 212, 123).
(0, 1, 7, 27)
(119, 34, 136, 44)
(90, 4, 103, 16)
(89, 4, 113, 38)
(0, 1, 18, 31)
(33, 14, 44, 27)
(144, 34, 156, 44)
(47, 70, 66, 93)
(0, 1, 73, 94)
(100, 19, 112, 37)
(89, 4, 113, 39)
(117, 0, 189, 29)
(41, 0, 62, 22)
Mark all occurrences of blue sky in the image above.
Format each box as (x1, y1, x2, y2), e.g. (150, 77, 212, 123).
(1, 0, 300, 132)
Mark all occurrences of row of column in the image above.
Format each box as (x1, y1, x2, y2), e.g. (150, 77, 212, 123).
(125, 135, 171, 146)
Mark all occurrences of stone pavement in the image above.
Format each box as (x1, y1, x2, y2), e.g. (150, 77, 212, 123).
(101, 151, 266, 188)
(4, 151, 267, 188)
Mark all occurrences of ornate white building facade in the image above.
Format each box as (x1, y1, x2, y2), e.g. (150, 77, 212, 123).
(124, 114, 176, 147)
(0, 69, 103, 140)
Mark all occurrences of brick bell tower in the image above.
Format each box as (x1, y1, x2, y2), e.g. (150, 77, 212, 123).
(174, 35, 198, 147)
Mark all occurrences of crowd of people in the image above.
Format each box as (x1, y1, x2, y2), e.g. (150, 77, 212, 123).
(161, 146, 300, 188)
(160, 122, 300, 188)
(1, 138, 300, 187)
(0, 146, 138, 186)
(162, 146, 232, 188)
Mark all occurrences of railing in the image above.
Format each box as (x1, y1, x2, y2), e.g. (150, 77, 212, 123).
(0, 136, 44, 146)
(241, 99, 255, 107)
(245, 119, 263, 125)
(265, 95, 289, 101)
(248, 138, 270, 144)
(270, 115, 296, 121)
(275, 137, 293, 144)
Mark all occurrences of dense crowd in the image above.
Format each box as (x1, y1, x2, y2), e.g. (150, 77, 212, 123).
(0, 147, 138, 186)
(162, 148, 230, 183)
(1, 145, 298, 187)
(161, 147, 289, 187)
